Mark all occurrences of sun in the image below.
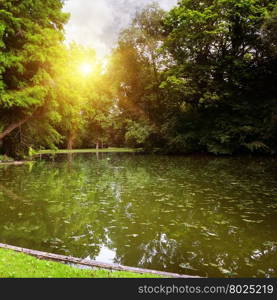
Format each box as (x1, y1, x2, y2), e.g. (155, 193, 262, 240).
(79, 63, 93, 76)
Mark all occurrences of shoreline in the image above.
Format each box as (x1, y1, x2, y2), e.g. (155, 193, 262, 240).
(0, 243, 197, 278)
(0, 161, 31, 166)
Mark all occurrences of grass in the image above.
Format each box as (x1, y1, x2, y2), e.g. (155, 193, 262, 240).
(38, 148, 141, 155)
(0, 249, 161, 278)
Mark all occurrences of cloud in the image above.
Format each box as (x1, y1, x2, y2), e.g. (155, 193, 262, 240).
(63, 0, 177, 57)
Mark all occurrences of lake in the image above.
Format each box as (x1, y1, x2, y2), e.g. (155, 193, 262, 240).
(0, 153, 277, 277)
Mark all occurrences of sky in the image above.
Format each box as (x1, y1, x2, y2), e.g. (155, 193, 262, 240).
(63, 0, 178, 58)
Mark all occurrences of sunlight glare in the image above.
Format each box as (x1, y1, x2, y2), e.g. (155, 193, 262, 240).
(79, 63, 93, 76)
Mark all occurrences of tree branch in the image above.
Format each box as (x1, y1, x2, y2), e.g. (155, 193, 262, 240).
(0, 116, 31, 140)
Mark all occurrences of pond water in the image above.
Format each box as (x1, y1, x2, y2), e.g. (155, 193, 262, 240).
(0, 153, 277, 277)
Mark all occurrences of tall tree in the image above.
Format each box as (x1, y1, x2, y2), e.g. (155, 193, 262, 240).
(52, 43, 97, 150)
(0, 0, 69, 156)
(161, 0, 277, 154)
(107, 3, 166, 148)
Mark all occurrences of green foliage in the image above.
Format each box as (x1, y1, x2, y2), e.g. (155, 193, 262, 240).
(105, 4, 167, 149)
(125, 120, 153, 146)
(105, 0, 277, 155)
(0, 0, 69, 156)
(262, 5, 277, 53)
(0, 0, 276, 156)
(159, 0, 277, 154)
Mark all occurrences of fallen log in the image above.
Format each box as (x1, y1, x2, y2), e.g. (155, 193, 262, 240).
(0, 243, 200, 278)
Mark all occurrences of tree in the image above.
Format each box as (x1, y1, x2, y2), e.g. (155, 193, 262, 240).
(0, 0, 69, 156)
(106, 3, 166, 148)
(52, 43, 97, 150)
(160, 0, 277, 154)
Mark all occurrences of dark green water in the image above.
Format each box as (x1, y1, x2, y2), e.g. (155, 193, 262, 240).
(0, 153, 277, 277)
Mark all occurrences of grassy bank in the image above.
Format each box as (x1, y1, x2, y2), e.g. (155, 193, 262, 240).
(38, 148, 141, 155)
(0, 249, 160, 278)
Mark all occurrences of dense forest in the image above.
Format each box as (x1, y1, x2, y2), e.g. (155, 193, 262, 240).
(0, 0, 277, 157)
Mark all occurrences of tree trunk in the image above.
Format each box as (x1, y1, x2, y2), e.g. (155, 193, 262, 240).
(67, 132, 76, 150)
(0, 116, 30, 141)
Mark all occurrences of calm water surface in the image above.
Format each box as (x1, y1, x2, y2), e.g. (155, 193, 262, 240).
(0, 153, 277, 277)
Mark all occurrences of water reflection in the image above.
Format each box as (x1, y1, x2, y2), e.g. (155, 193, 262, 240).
(0, 154, 276, 277)
(95, 245, 116, 264)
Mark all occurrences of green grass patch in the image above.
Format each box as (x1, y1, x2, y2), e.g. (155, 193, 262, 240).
(0, 249, 160, 278)
(37, 148, 141, 155)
